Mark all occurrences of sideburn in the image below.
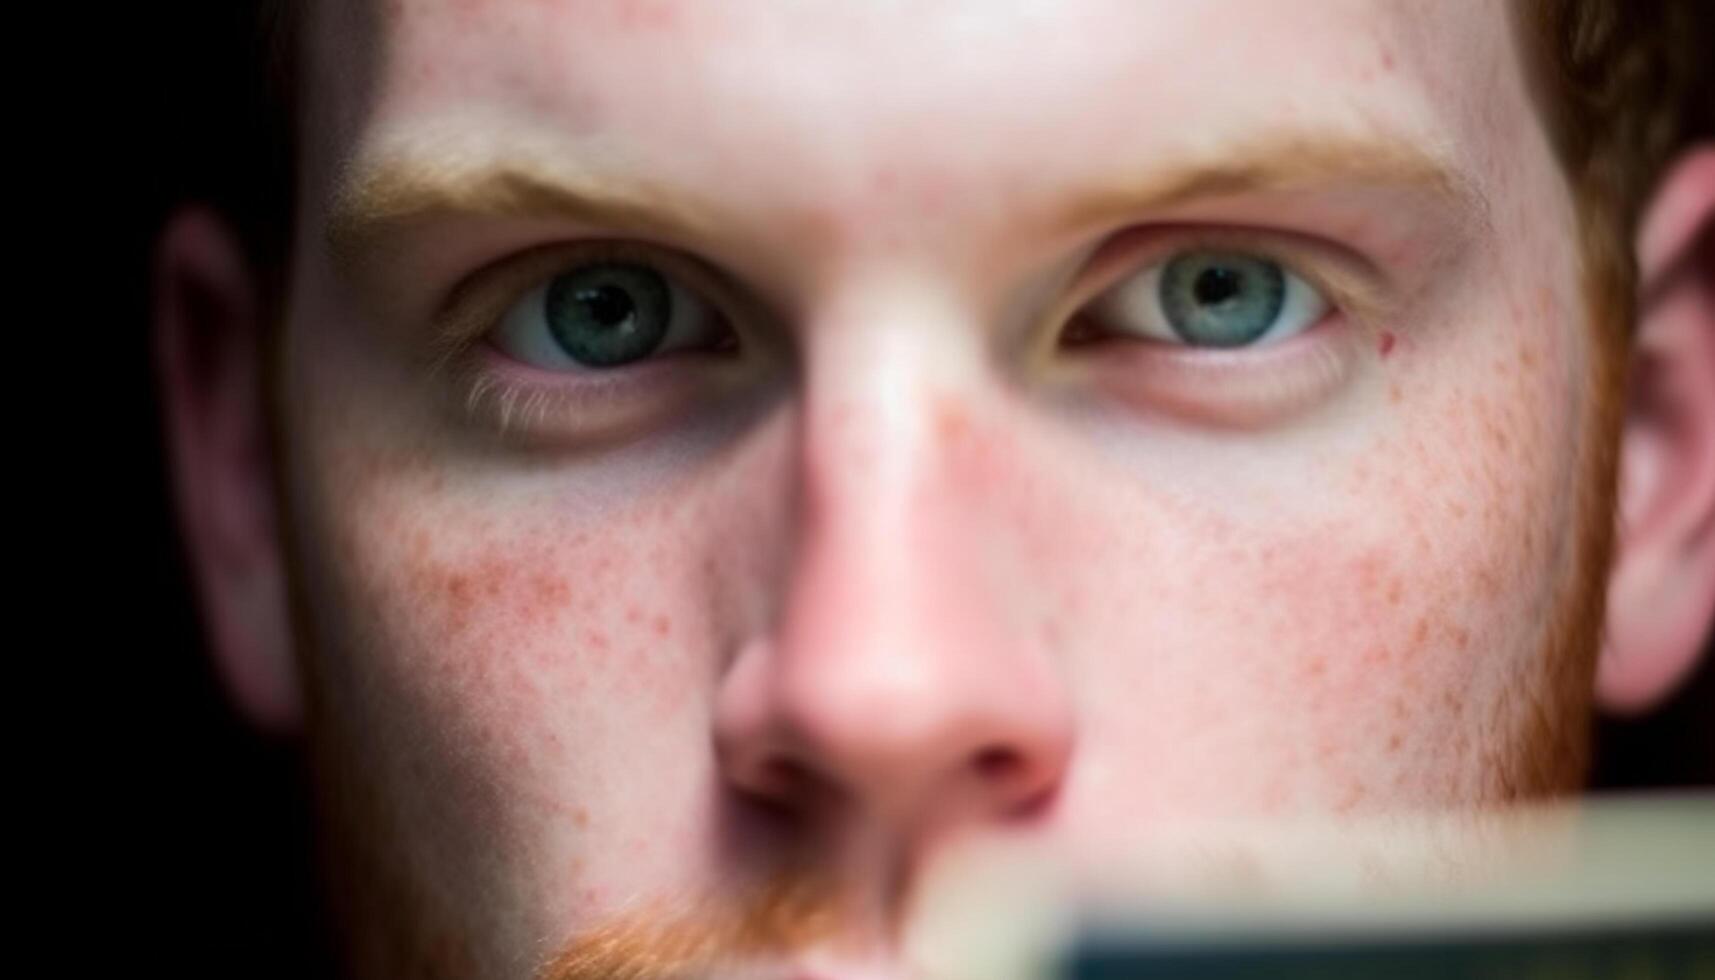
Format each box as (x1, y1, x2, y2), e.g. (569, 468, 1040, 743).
(1504, 183, 1635, 796)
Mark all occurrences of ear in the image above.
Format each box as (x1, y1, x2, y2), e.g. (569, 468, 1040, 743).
(1597, 145, 1715, 716)
(154, 207, 302, 733)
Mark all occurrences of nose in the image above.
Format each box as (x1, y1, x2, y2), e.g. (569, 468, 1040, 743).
(713, 300, 1074, 836)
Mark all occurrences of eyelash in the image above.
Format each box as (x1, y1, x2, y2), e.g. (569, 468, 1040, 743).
(1060, 226, 1373, 339)
(430, 241, 769, 441)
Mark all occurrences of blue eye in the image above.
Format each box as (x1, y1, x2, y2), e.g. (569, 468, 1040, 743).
(545, 263, 670, 367)
(1084, 249, 1329, 349)
(491, 260, 730, 370)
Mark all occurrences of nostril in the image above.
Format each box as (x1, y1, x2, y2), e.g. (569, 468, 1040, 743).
(759, 757, 817, 798)
(974, 746, 1059, 819)
(974, 746, 1024, 781)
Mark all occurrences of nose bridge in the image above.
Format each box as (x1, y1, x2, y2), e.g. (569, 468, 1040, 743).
(788, 285, 992, 695)
(714, 287, 1073, 826)
(798, 305, 949, 574)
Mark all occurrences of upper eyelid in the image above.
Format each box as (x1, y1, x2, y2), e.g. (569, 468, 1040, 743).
(426, 240, 757, 373)
(1056, 224, 1391, 331)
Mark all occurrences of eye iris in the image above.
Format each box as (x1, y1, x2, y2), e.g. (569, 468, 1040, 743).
(544, 263, 671, 367)
(1160, 252, 1286, 347)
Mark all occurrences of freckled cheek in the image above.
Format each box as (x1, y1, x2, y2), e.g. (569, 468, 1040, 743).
(309, 484, 727, 829)
(1067, 489, 1541, 813)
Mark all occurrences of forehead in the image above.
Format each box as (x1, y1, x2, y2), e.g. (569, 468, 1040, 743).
(313, 1, 1532, 234)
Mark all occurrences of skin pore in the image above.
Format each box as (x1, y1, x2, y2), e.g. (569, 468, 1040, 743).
(154, 1, 1715, 977)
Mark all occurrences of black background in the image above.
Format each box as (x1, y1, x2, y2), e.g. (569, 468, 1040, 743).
(104, 4, 1713, 977)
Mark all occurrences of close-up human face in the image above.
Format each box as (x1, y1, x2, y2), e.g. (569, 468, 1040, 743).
(250, 0, 1654, 976)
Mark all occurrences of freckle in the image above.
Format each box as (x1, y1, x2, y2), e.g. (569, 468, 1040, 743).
(1347, 461, 1371, 491)
(1303, 655, 1327, 679)
(1377, 331, 1397, 358)
(1386, 733, 1403, 752)
(1335, 779, 1366, 813)
(1388, 384, 1403, 405)
(1353, 548, 1385, 590)
(652, 614, 671, 638)
(936, 400, 969, 444)
(537, 574, 569, 606)
(1385, 578, 1403, 606)
(572, 806, 589, 829)
(1411, 617, 1430, 647)
(446, 573, 473, 607)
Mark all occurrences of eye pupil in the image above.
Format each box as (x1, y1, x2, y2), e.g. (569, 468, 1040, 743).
(1192, 266, 1242, 306)
(576, 283, 637, 328)
(544, 263, 671, 367)
(1160, 251, 1286, 348)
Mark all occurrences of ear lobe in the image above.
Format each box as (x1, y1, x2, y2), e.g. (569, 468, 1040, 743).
(1598, 146, 1715, 716)
(154, 208, 302, 733)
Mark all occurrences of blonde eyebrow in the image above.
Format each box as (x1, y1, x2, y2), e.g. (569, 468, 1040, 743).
(327, 126, 1488, 265)
(326, 136, 724, 266)
(1054, 133, 1489, 232)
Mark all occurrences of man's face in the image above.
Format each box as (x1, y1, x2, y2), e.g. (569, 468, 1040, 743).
(277, 1, 1615, 975)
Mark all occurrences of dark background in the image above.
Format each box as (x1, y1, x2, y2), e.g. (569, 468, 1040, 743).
(107, 4, 1713, 977)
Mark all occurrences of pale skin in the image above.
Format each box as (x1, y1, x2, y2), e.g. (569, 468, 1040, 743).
(155, 1, 1715, 978)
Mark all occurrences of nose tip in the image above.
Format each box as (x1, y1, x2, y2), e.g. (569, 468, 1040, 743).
(714, 632, 1074, 827)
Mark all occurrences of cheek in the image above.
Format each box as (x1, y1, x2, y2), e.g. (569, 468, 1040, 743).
(1042, 320, 1587, 817)
(287, 421, 795, 918)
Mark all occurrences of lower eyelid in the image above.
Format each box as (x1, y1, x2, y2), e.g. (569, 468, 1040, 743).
(1070, 316, 1364, 429)
(445, 344, 725, 447)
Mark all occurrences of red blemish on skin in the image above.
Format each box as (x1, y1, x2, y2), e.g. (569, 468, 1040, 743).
(1389, 694, 1409, 720)
(1352, 548, 1386, 591)
(1334, 779, 1367, 814)
(536, 574, 571, 608)
(935, 398, 970, 446)
(1378, 331, 1397, 358)
(1411, 617, 1430, 647)
(652, 615, 672, 638)
(444, 573, 476, 632)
